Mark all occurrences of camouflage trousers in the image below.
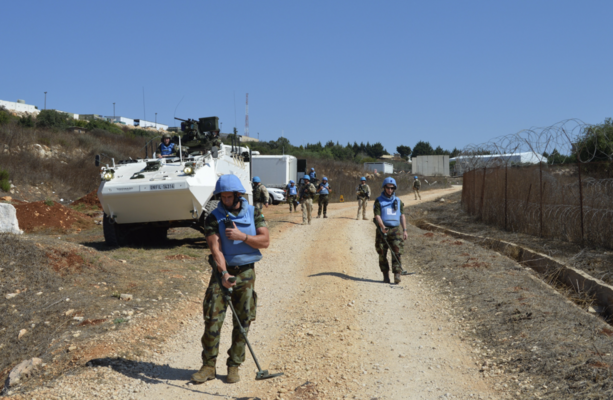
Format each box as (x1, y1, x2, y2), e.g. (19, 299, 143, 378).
(288, 195, 298, 212)
(254, 202, 265, 212)
(375, 226, 404, 274)
(201, 266, 257, 367)
(301, 198, 313, 223)
(413, 188, 421, 200)
(357, 197, 368, 219)
(317, 194, 329, 216)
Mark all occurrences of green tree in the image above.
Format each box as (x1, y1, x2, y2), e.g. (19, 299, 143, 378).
(411, 141, 434, 158)
(35, 110, 71, 130)
(396, 145, 412, 160)
(576, 118, 613, 162)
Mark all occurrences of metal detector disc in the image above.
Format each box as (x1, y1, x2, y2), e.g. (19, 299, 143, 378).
(255, 370, 284, 380)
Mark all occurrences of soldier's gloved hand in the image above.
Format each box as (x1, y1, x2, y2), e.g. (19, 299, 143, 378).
(222, 273, 236, 289)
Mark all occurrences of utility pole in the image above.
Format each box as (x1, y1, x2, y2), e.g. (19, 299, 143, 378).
(113, 103, 115, 119)
(245, 93, 249, 137)
(44, 92, 47, 110)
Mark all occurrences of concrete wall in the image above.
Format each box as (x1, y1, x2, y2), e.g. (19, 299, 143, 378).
(412, 155, 449, 176)
(0, 99, 38, 113)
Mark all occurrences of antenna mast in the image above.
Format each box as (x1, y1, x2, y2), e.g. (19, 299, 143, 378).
(244, 93, 250, 137)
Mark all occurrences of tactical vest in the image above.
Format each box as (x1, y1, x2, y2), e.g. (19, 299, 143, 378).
(287, 185, 297, 196)
(319, 182, 329, 195)
(211, 199, 263, 266)
(377, 195, 401, 227)
(159, 142, 175, 156)
(309, 172, 316, 180)
(301, 184, 315, 199)
(358, 184, 369, 198)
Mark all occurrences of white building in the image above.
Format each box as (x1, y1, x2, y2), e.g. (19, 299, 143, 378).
(107, 116, 135, 126)
(51, 110, 79, 120)
(133, 119, 168, 130)
(364, 162, 394, 174)
(412, 155, 450, 176)
(450, 152, 546, 175)
(0, 99, 38, 114)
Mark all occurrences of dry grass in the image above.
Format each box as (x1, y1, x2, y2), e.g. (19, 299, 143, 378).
(0, 123, 148, 198)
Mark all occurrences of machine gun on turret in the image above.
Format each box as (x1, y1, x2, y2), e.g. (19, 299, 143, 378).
(174, 116, 222, 156)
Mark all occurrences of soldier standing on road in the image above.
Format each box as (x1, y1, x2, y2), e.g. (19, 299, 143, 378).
(252, 177, 269, 212)
(413, 176, 422, 200)
(374, 177, 408, 284)
(356, 177, 371, 220)
(316, 177, 331, 218)
(286, 180, 299, 213)
(299, 175, 316, 225)
(192, 174, 270, 384)
(157, 134, 177, 158)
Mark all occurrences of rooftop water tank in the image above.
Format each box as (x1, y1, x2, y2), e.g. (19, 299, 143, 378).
(17, 99, 25, 104)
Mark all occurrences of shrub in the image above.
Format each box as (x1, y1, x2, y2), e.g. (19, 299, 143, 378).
(18, 114, 35, 128)
(0, 107, 16, 125)
(36, 110, 71, 130)
(86, 119, 123, 135)
(0, 168, 10, 192)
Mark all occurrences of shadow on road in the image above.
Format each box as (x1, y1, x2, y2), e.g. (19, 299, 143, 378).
(308, 272, 383, 284)
(87, 357, 259, 399)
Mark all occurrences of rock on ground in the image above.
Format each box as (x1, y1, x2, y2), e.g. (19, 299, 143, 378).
(0, 203, 22, 234)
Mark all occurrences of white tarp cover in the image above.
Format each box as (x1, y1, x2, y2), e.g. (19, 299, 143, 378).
(0, 203, 23, 234)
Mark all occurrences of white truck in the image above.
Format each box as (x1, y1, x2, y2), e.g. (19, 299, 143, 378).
(251, 155, 299, 205)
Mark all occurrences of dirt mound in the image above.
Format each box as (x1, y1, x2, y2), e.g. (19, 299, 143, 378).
(71, 189, 102, 209)
(14, 201, 95, 233)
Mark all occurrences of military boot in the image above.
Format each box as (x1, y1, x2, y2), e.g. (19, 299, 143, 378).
(323, 215, 328, 218)
(316, 214, 321, 218)
(227, 366, 240, 383)
(191, 365, 216, 383)
(394, 273, 401, 284)
(383, 272, 390, 283)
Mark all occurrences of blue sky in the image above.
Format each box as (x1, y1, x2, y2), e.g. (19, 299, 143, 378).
(1, 1, 612, 154)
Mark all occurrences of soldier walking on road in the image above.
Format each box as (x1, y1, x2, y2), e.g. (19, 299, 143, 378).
(309, 167, 317, 181)
(192, 174, 270, 384)
(374, 177, 408, 284)
(299, 175, 316, 225)
(356, 177, 371, 220)
(413, 176, 422, 200)
(316, 177, 331, 218)
(252, 176, 269, 211)
(286, 180, 299, 213)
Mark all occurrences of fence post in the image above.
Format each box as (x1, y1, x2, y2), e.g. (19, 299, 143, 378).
(472, 171, 476, 215)
(480, 167, 487, 219)
(504, 164, 508, 230)
(577, 161, 585, 244)
(539, 162, 543, 237)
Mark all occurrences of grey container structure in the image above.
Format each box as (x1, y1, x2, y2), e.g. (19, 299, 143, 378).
(412, 155, 450, 176)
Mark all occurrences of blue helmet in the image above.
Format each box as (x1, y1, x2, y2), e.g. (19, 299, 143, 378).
(252, 176, 261, 183)
(303, 175, 311, 180)
(322, 177, 328, 181)
(215, 174, 246, 194)
(289, 180, 295, 184)
(360, 176, 366, 181)
(414, 176, 418, 179)
(382, 177, 397, 189)
(310, 168, 315, 171)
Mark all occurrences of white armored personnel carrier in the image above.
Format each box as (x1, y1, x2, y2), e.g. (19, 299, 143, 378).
(96, 116, 253, 246)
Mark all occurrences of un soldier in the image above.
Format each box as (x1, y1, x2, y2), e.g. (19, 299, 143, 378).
(299, 175, 316, 225)
(286, 180, 299, 213)
(374, 177, 408, 284)
(356, 177, 371, 220)
(192, 174, 270, 384)
(413, 176, 422, 200)
(316, 177, 331, 218)
(309, 168, 317, 180)
(252, 176, 269, 211)
(157, 134, 177, 158)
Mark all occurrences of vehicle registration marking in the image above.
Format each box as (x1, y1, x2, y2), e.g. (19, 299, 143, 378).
(150, 184, 175, 190)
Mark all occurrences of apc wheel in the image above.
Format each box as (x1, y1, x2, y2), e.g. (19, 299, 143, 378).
(147, 227, 168, 244)
(103, 214, 128, 247)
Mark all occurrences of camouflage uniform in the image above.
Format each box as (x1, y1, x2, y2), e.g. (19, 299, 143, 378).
(317, 182, 330, 217)
(201, 209, 267, 368)
(253, 183, 269, 211)
(373, 198, 405, 274)
(413, 179, 422, 200)
(287, 195, 298, 212)
(356, 183, 371, 220)
(299, 182, 316, 224)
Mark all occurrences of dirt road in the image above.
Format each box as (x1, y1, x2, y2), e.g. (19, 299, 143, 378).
(105, 186, 495, 400)
(25, 186, 506, 400)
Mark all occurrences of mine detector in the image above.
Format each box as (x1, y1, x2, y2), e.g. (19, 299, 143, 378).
(96, 116, 253, 247)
